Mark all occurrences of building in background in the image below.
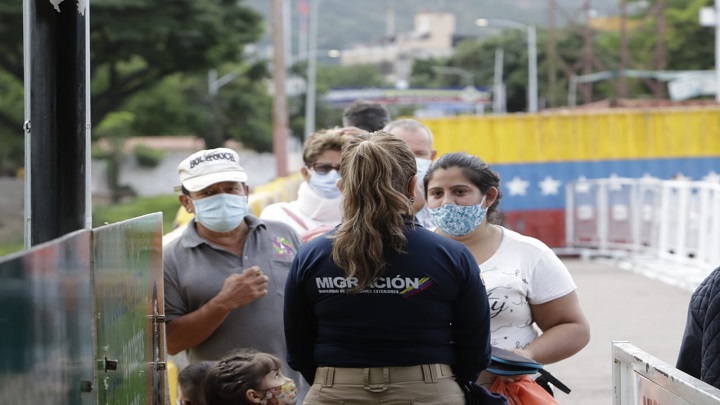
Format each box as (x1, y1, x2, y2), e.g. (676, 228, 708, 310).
(340, 12, 458, 86)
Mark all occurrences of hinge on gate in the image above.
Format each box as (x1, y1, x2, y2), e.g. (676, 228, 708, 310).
(147, 314, 166, 323)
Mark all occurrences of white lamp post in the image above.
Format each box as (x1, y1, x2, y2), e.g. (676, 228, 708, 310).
(475, 18, 538, 113)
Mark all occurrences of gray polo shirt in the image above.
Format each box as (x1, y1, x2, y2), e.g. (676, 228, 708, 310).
(163, 215, 301, 363)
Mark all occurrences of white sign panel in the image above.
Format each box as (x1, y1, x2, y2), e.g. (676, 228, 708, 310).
(700, 7, 716, 27)
(668, 74, 717, 101)
(633, 373, 693, 405)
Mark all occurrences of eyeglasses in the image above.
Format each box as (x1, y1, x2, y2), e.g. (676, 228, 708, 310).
(309, 162, 341, 175)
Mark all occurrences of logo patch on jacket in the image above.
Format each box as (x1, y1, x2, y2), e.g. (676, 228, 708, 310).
(272, 236, 296, 259)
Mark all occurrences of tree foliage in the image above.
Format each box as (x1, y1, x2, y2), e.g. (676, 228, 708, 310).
(0, 0, 266, 163)
(424, 0, 714, 111)
(287, 63, 390, 140)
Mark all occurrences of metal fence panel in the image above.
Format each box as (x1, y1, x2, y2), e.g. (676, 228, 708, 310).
(0, 230, 95, 405)
(93, 213, 165, 405)
(566, 178, 720, 271)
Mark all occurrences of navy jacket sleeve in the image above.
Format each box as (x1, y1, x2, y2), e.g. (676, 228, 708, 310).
(676, 266, 720, 389)
(452, 247, 492, 382)
(676, 303, 702, 379)
(284, 253, 318, 384)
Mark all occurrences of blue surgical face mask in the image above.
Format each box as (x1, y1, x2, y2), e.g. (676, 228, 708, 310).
(429, 196, 487, 237)
(309, 170, 342, 199)
(415, 158, 432, 184)
(193, 193, 248, 232)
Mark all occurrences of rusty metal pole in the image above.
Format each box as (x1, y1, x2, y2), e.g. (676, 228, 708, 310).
(271, 0, 289, 178)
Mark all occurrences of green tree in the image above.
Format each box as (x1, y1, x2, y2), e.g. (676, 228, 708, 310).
(0, 68, 23, 175)
(664, 0, 713, 70)
(287, 63, 390, 140)
(437, 32, 530, 112)
(0, 0, 264, 156)
(123, 60, 273, 151)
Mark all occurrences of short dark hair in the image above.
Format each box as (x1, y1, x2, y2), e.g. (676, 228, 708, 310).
(342, 100, 391, 132)
(178, 361, 214, 405)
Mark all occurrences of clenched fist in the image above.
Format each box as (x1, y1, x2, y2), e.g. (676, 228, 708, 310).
(214, 266, 269, 310)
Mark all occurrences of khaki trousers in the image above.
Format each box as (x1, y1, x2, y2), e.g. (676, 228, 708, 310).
(303, 364, 466, 405)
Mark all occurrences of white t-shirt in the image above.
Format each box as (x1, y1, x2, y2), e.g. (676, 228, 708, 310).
(479, 227, 576, 350)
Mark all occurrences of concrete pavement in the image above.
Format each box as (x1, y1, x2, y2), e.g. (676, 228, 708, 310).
(550, 258, 696, 405)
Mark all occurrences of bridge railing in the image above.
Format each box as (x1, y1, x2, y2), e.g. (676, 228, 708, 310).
(565, 177, 720, 271)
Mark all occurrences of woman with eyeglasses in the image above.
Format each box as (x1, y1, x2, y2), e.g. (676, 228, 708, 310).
(284, 132, 492, 404)
(204, 349, 298, 405)
(261, 129, 351, 243)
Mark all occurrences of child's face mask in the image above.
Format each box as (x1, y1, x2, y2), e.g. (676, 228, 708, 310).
(261, 379, 297, 405)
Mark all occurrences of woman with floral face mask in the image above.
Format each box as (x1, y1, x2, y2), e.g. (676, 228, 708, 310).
(204, 349, 298, 405)
(261, 129, 350, 243)
(424, 152, 591, 397)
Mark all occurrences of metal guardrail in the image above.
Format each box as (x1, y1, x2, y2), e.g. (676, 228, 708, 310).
(565, 178, 720, 270)
(613, 342, 720, 405)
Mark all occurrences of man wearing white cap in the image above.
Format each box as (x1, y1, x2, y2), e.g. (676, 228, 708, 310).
(163, 148, 306, 398)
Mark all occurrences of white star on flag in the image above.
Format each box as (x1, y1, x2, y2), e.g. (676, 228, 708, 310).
(703, 171, 720, 183)
(506, 176, 529, 196)
(539, 176, 561, 196)
(607, 173, 624, 191)
(575, 176, 591, 193)
(641, 172, 657, 180)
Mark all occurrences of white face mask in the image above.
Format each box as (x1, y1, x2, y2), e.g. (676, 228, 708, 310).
(193, 194, 248, 232)
(415, 157, 432, 183)
(308, 170, 342, 200)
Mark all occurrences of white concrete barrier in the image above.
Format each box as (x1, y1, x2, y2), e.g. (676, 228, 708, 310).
(613, 342, 720, 405)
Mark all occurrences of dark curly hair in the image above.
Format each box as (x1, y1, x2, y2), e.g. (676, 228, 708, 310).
(203, 349, 283, 405)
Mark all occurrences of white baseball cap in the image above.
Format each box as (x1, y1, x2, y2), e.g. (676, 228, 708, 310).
(176, 148, 248, 192)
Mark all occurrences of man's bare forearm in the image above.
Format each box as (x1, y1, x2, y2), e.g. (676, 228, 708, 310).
(166, 298, 232, 355)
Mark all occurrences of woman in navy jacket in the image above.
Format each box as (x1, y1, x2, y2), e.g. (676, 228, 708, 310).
(284, 132, 492, 404)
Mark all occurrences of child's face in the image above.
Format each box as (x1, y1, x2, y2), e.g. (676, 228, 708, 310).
(257, 369, 297, 405)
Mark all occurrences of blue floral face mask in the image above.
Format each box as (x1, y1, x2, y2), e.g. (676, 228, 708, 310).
(193, 193, 248, 232)
(309, 169, 342, 200)
(429, 196, 487, 237)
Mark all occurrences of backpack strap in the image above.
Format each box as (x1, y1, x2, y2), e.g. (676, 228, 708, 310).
(538, 369, 571, 394)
